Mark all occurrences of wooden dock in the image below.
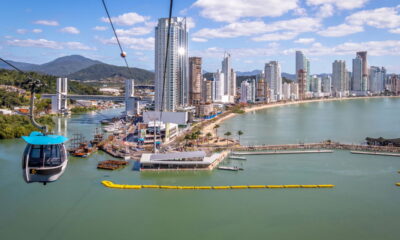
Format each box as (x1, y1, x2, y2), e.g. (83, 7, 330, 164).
(232, 150, 333, 155)
(350, 151, 400, 157)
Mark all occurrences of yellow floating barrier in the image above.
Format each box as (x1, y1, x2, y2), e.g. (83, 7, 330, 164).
(102, 181, 335, 190)
(195, 186, 212, 190)
(142, 185, 160, 188)
(124, 185, 142, 189)
(301, 185, 319, 188)
(318, 184, 335, 188)
(231, 185, 248, 189)
(396, 183, 400, 187)
(248, 185, 266, 189)
(213, 186, 230, 190)
(160, 185, 177, 189)
(284, 185, 301, 188)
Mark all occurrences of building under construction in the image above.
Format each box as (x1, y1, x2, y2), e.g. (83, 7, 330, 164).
(298, 69, 307, 100)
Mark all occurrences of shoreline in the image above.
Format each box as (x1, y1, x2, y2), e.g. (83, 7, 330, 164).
(201, 96, 400, 137)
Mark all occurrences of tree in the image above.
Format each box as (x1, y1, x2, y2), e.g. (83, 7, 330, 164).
(206, 132, 212, 142)
(224, 131, 232, 147)
(237, 130, 243, 145)
(213, 124, 220, 137)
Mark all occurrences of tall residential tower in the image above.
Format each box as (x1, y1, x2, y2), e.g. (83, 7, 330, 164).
(155, 17, 188, 111)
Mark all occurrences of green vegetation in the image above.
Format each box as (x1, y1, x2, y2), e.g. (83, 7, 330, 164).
(230, 105, 245, 114)
(0, 115, 54, 139)
(0, 69, 101, 95)
(237, 130, 243, 144)
(224, 131, 232, 147)
(71, 106, 98, 114)
(0, 89, 29, 108)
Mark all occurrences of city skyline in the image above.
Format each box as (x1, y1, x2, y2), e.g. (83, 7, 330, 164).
(0, 0, 400, 74)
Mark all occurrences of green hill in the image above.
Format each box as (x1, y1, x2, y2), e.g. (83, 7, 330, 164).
(68, 63, 154, 84)
(0, 69, 100, 95)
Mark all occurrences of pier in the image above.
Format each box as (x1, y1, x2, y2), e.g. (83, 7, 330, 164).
(350, 151, 400, 157)
(232, 150, 333, 155)
(231, 141, 400, 153)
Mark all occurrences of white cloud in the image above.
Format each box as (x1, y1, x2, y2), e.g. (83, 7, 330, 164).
(346, 6, 400, 29)
(253, 32, 298, 41)
(34, 20, 59, 26)
(293, 8, 308, 17)
(64, 42, 96, 50)
(186, 17, 196, 31)
(16, 29, 28, 34)
(318, 23, 364, 37)
(93, 26, 108, 31)
(317, 4, 334, 18)
(191, 45, 280, 59)
(390, 28, 400, 34)
(99, 36, 154, 50)
(192, 0, 298, 22)
(60, 26, 80, 34)
(193, 17, 321, 40)
(7, 38, 95, 50)
(192, 37, 208, 42)
(294, 38, 315, 44)
(116, 26, 152, 36)
(306, 0, 368, 10)
(32, 29, 42, 33)
(285, 40, 400, 56)
(101, 12, 149, 26)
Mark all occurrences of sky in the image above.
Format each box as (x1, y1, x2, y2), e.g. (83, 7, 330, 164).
(1, 0, 400, 74)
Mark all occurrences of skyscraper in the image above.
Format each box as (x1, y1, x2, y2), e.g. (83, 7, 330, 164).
(332, 60, 347, 96)
(155, 17, 188, 112)
(297, 69, 307, 100)
(222, 53, 236, 101)
(265, 61, 282, 101)
(296, 51, 310, 90)
(220, 53, 236, 103)
(369, 66, 386, 93)
(356, 51, 368, 91)
(188, 57, 202, 106)
(240, 79, 256, 103)
(352, 55, 363, 91)
(213, 69, 224, 102)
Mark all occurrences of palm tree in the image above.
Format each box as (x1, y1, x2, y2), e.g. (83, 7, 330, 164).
(206, 132, 212, 142)
(224, 131, 232, 147)
(213, 124, 220, 137)
(237, 130, 243, 144)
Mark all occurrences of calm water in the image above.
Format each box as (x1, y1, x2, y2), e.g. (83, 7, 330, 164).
(1, 98, 400, 240)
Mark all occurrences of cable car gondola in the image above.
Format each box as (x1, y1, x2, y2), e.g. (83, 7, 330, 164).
(19, 74, 69, 184)
(22, 132, 68, 184)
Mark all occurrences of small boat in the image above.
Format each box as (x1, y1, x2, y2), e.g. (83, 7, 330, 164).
(228, 155, 246, 160)
(217, 166, 243, 171)
(72, 152, 88, 158)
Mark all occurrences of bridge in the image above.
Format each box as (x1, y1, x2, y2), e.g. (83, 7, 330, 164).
(42, 94, 129, 102)
(48, 78, 145, 116)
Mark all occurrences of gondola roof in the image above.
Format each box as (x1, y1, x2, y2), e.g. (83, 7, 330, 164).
(22, 132, 68, 145)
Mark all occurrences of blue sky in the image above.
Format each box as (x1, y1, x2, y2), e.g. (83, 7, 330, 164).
(1, 0, 400, 74)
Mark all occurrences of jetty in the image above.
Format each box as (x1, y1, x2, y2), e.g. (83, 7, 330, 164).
(218, 166, 243, 171)
(350, 151, 400, 157)
(233, 150, 333, 155)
